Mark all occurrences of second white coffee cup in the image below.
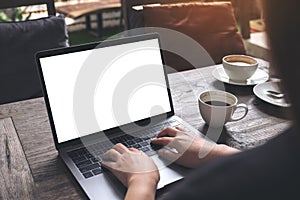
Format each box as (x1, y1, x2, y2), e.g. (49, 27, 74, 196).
(222, 55, 258, 82)
(198, 90, 248, 127)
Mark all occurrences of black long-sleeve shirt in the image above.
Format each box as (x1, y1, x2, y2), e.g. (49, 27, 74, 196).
(166, 127, 300, 200)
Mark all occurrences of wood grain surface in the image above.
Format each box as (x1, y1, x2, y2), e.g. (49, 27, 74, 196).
(168, 65, 291, 149)
(56, 0, 121, 18)
(0, 64, 291, 199)
(0, 118, 35, 199)
(0, 99, 87, 199)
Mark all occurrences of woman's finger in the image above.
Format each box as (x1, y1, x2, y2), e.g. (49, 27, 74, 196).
(128, 148, 140, 152)
(113, 143, 128, 154)
(103, 148, 121, 161)
(157, 126, 178, 138)
(101, 160, 116, 171)
(175, 126, 185, 131)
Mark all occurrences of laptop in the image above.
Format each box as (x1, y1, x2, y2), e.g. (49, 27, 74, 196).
(36, 33, 204, 199)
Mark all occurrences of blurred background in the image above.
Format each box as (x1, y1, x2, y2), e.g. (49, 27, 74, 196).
(0, 0, 264, 46)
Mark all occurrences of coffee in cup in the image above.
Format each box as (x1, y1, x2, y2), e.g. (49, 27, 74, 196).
(198, 90, 248, 127)
(222, 55, 258, 82)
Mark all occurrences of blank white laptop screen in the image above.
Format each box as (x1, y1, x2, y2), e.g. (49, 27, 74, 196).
(39, 38, 171, 143)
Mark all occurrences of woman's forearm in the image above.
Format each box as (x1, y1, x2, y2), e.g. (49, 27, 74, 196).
(125, 178, 157, 200)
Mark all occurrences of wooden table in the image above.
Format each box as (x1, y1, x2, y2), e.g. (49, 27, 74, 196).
(56, 0, 121, 37)
(0, 64, 291, 199)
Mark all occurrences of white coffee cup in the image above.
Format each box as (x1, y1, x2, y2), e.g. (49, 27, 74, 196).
(222, 55, 258, 81)
(198, 90, 248, 127)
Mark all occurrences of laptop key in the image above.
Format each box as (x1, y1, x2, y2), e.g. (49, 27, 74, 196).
(141, 146, 150, 152)
(148, 133, 156, 138)
(77, 151, 88, 157)
(127, 140, 134, 145)
(83, 171, 94, 179)
(86, 153, 94, 159)
(76, 160, 92, 168)
(79, 163, 101, 173)
(92, 168, 102, 175)
(132, 144, 142, 149)
(139, 141, 148, 147)
(72, 156, 87, 164)
(111, 138, 118, 144)
(150, 143, 164, 151)
(122, 142, 129, 147)
(91, 157, 99, 163)
(134, 138, 142, 143)
(95, 149, 105, 155)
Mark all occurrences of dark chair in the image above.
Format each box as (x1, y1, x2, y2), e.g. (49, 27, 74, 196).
(0, 0, 69, 104)
(121, 0, 245, 72)
(0, 0, 56, 16)
(122, 0, 260, 38)
(121, 0, 202, 30)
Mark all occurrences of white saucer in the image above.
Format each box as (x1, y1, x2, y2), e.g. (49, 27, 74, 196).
(253, 81, 291, 107)
(212, 66, 269, 86)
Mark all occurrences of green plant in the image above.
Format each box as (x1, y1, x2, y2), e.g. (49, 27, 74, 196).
(0, 7, 31, 22)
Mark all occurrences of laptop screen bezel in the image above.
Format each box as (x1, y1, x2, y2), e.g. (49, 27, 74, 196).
(35, 33, 175, 150)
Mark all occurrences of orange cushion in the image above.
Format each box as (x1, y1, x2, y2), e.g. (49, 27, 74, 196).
(143, 2, 246, 66)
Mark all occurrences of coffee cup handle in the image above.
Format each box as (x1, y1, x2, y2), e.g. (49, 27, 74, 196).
(230, 103, 248, 122)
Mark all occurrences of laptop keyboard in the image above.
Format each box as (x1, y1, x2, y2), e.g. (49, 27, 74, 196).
(67, 119, 182, 179)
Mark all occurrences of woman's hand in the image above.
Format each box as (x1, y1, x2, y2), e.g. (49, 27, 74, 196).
(102, 143, 159, 200)
(151, 126, 240, 168)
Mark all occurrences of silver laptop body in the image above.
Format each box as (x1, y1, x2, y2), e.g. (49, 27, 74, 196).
(36, 33, 204, 199)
